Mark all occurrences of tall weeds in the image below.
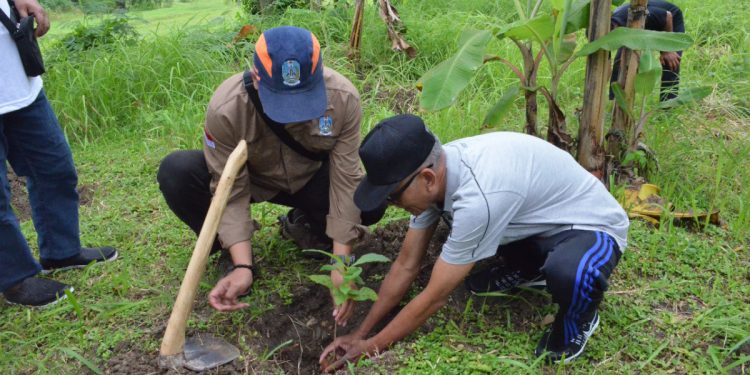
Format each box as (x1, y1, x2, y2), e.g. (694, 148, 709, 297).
(44, 28, 236, 145)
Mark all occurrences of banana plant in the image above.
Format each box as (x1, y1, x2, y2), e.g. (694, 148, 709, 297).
(575, 23, 706, 179)
(419, 0, 697, 160)
(420, 0, 591, 152)
(610, 50, 711, 176)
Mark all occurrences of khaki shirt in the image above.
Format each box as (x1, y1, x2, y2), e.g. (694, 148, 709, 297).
(203, 68, 366, 248)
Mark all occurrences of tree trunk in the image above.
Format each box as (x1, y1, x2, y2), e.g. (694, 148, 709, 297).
(348, 0, 365, 60)
(541, 87, 574, 153)
(515, 40, 538, 136)
(607, 0, 648, 170)
(577, 0, 612, 179)
(524, 88, 538, 136)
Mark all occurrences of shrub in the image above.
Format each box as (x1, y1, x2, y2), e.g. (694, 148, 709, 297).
(39, 0, 76, 11)
(126, 0, 174, 11)
(60, 16, 139, 52)
(240, 0, 310, 15)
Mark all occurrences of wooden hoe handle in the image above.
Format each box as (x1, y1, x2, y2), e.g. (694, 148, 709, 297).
(160, 141, 248, 356)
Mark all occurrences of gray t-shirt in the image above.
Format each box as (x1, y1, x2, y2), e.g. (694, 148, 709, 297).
(410, 132, 629, 265)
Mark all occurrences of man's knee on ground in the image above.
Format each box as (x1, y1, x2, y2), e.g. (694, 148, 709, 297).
(157, 151, 195, 194)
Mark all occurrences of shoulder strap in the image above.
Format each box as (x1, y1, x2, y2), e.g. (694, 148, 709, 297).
(242, 71, 328, 162)
(0, 4, 17, 33)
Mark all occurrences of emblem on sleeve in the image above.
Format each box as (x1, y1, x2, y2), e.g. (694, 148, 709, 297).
(204, 129, 216, 149)
(282, 60, 301, 87)
(319, 116, 333, 136)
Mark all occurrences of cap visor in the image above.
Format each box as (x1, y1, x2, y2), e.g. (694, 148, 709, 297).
(354, 177, 399, 212)
(258, 79, 327, 123)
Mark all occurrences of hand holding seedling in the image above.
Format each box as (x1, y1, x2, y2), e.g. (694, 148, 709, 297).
(319, 334, 371, 373)
(306, 250, 389, 368)
(306, 252, 389, 325)
(330, 269, 354, 325)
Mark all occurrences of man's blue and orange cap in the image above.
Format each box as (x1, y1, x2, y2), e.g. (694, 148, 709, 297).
(253, 26, 326, 124)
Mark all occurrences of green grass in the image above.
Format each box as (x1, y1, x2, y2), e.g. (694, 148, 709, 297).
(1, 0, 749, 374)
(47, 0, 238, 38)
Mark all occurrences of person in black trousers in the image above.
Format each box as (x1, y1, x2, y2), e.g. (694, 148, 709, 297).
(611, 0, 685, 102)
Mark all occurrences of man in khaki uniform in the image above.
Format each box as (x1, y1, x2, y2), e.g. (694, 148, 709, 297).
(157, 26, 385, 324)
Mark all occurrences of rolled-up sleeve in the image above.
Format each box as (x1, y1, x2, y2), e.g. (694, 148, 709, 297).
(204, 105, 255, 249)
(325, 94, 366, 244)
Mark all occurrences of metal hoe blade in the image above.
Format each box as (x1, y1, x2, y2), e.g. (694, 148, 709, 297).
(182, 333, 240, 371)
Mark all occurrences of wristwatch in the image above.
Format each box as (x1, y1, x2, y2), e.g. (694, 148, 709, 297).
(330, 255, 356, 266)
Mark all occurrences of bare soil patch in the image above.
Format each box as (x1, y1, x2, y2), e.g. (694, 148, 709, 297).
(103, 220, 551, 374)
(7, 168, 95, 222)
(361, 82, 419, 114)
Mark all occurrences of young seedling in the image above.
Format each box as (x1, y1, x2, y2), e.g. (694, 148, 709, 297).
(303, 250, 390, 370)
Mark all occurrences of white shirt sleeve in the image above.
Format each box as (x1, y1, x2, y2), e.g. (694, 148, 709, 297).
(408, 205, 441, 229)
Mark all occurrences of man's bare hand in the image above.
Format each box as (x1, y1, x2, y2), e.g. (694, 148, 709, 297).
(14, 0, 49, 37)
(319, 334, 372, 373)
(208, 268, 252, 311)
(331, 269, 354, 326)
(660, 51, 681, 71)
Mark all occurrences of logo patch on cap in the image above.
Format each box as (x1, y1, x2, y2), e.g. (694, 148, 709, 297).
(282, 60, 301, 86)
(319, 116, 333, 136)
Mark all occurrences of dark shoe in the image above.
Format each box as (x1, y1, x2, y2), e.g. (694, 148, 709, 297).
(40, 247, 118, 274)
(535, 310, 600, 363)
(279, 209, 332, 254)
(465, 263, 546, 294)
(3, 277, 74, 307)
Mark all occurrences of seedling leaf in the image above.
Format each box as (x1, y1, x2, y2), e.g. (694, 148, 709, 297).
(320, 265, 338, 272)
(309, 275, 334, 289)
(303, 249, 338, 261)
(333, 289, 347, 306)
(343, 267, 363, 282)
(339, 284, 352, 295)
(308, 252, 390, 308)
(352, 253, 390, 266)
(350, 287, 379, 302)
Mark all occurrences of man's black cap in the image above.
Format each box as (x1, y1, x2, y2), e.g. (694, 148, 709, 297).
(354, 114, 436, 211)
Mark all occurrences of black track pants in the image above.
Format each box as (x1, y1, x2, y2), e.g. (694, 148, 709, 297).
(499, 230, 622, 345)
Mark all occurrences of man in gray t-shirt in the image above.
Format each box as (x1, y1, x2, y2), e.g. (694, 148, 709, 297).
(319, 114, 629, 370)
